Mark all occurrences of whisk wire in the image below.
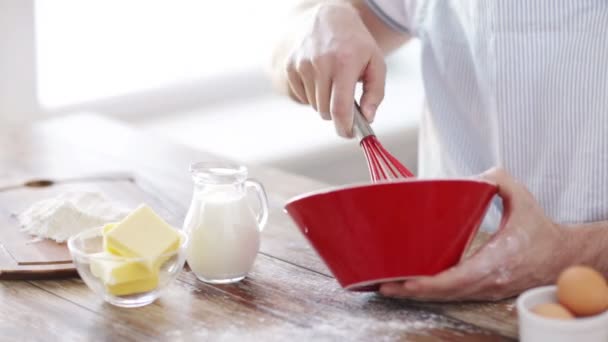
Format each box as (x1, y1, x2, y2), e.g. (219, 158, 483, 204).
(363, 140, 385, 180)
(374, 138, 415, 178)
(369, 146, 387, 180)
(361, 141, 376, 180)
(353, 100, 414, 182)
(372, 138, 400, 179)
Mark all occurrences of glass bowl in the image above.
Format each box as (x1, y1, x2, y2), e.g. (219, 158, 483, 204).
(67, 226, 188, 308)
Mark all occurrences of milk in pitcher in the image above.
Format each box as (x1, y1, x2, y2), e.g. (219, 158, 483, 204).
(183, 163, 268, 284)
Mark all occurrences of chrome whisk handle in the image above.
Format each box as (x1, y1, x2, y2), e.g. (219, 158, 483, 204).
(352, 101, 375, 142)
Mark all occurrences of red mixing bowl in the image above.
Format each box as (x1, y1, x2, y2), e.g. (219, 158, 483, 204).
(284, 179, 497, 291)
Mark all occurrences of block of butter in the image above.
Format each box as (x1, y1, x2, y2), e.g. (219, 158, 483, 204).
(90, 252, 157, 285)
(104, 204, 181, 261)
(90, 252, 159, 296)
(102, 223, 117, 254)
(89, 205, 181, 296)
(105, 276, 159, 296)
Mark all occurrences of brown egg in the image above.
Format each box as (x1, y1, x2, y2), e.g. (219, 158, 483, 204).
(532, 303, 575, 320)
(557, 265, 608, 317)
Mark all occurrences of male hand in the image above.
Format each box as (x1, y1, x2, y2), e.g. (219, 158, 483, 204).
(284, 3, 386, 137)
(380, 168, 571, 301)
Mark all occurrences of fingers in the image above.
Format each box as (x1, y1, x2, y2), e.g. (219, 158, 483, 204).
(404, 268, 474, 300)
(298, 61, 318, 111)
(286, 47, 385, 136)
(379, 265, 474, 301)
(315, 76, 332, 120)
(330, 72, 358, 137)
(312, 51, 356, 130)
(359, 52, 386, 122)
(286, 63, 307, 104)
(287, 60, 332, 121)
(478, 167, 517, 202)
(477, 167, 541, 222)
(378, 255, 507, 301)
(286, 59, 319, 111)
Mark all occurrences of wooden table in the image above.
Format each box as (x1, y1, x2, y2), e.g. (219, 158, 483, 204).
(0, 114, 518, 341)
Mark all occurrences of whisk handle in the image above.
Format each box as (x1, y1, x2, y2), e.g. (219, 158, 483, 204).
(352, 101, 375, 141)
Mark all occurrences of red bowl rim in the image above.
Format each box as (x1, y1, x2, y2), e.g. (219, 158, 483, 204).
(284, 178, 496, 209)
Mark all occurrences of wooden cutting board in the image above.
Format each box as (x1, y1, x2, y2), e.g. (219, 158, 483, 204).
(0, 174, 178, 280)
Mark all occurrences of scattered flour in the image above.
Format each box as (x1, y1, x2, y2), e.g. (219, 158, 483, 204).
(15, 191, 130, 243)
(175, 308, 489, 341)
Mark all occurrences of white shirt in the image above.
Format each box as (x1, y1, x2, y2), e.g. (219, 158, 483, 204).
(366, 0, 608, 230)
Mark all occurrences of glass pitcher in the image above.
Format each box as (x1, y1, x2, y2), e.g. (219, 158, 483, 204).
(183, 162, 268, 284)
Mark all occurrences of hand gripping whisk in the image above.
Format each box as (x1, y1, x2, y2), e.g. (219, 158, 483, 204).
(352, 102, 415, 182)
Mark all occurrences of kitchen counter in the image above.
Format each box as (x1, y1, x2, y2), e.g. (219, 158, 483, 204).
(0, 114, 516, 341)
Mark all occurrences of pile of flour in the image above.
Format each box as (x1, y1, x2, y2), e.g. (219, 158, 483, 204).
(15, 191, 130, 243)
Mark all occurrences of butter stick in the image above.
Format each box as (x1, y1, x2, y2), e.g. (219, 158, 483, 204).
(105, 204, 180, 260)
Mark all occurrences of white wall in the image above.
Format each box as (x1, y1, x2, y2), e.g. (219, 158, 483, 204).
(1, 1, 424, 185)
(0, 0, 40, 125)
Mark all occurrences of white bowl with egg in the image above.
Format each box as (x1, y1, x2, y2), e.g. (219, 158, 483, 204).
(517, 285, 608, 342)
(68, 225, 188, 308)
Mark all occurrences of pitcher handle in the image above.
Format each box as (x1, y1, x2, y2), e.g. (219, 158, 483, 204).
(245, 179, 269, 231)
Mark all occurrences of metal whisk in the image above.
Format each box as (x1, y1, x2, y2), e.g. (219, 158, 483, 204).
(352, 102, 414, 182)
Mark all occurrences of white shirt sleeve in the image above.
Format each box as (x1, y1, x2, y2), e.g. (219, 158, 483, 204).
(364, 0, 413, 33)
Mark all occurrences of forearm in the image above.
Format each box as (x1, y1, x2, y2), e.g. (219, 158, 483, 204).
(563, 222, 608, 277)
(269, 0, 410, 99)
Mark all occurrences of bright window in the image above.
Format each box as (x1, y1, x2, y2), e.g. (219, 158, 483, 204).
(35, 1, 295, 108)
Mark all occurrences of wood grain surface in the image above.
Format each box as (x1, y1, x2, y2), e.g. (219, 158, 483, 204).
(0, 114, 518, 341)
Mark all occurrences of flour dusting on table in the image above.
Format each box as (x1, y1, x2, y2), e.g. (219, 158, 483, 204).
(15, 191, 130, 243)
